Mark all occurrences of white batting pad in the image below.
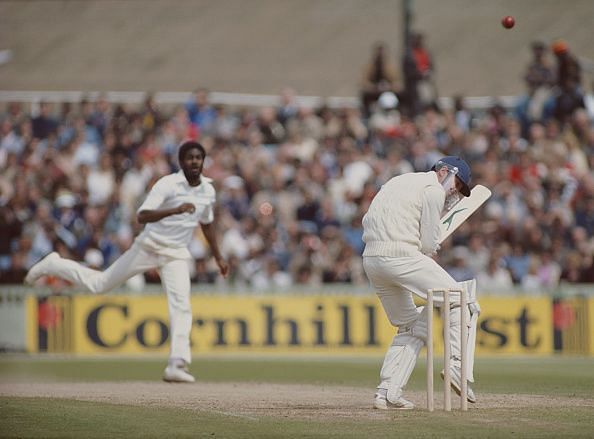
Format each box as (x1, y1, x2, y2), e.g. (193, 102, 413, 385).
(381, 336, 424, 403)
(457, 279, 479, 382)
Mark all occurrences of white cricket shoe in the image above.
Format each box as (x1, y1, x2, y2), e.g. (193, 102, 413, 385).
(24, 252, 60, 285)
(373, 393, 414, 410)
(440, 367, 476, 403)
(163, 359, 195, 383)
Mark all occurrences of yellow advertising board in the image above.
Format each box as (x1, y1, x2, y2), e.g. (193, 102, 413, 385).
(474, 297, 553, 355)
(26, 294, 558, 356)
(70, 295, 388, 354)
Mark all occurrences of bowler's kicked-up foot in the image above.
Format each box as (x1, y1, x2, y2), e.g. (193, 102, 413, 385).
(24, 252, 60, 285)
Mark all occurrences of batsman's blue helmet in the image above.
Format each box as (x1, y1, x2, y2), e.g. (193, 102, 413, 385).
(432, 156, 471, 197)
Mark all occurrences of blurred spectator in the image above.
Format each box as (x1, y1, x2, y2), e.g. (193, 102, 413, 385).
(31, 101, 58, 140)
(551, 40, 585, 124)
(316, 197, 340, 232)
(452, 95, 472, 134)
(445, 246, 475, 282)
(476, 255, 514, 293)
(257, 106, 285, 145)
(516, 41, 555, 133)
(322, 240, 361, 283)
(342, 142, 374, 200)
(376, 148, 413, 185)
(186, 88, 217, 137)
(191, 257, 218, 284)
(286, 106, 324, 142)
(360, 42, 400, 118)
(574, 195, 594, 235)
(120, 153, 154, 217)
(89, 95, 112, 141)
(0, 118, 25, 158)
(580, 254, 594, 283)
(368, 91, 401, 138)
(342, 213, 365, 256)
(296, 187, 321, 231)
(0, 251, 28, 284)
(504, 243, 531, 284)
(220, 175, 250, 221)
(560, 251, 584, 283)
(277, 86, 299, 127)
(0, 204, 22, 270)
(537, 249, 562, 290)
(402, 32, 436, 117)
(212, 104, 239, 141)
(72, 131, 99, 168)
(290, 232, 323, 286)
(520, 255, 543, 294)
(87, 153, 116, 206)
(251, 256, 293, 290)
(140, 92, 163, 134)
(465, 233, 490, 276)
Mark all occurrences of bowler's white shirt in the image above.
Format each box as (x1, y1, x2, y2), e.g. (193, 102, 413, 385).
(136, 171, 215, 258)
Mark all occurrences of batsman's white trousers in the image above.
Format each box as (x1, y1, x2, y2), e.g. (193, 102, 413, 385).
(363, 254, 460, 324)
(363, 254, 467, 390)
(44, 242, 193, 364)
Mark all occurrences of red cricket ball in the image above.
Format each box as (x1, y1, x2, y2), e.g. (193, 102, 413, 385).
(501, 15, 515, 29)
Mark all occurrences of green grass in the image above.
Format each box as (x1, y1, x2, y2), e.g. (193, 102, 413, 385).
(0, 355, 593, 438)
(1, 355, 592, 396)
(1, 397, 592, 439)
(0, 356, 381, 386)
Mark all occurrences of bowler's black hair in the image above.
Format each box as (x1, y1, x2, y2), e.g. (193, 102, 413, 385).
(178, 140, 206, 163)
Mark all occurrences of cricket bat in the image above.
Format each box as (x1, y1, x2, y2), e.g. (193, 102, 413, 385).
(439, 184, 492, 244)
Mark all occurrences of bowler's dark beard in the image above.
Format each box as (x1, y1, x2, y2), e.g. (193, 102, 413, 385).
(183, 169, 202, 186)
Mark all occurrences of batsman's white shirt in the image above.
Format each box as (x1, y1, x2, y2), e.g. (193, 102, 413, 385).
(363, 171, 444, 257)
(362, 171, 459, 324)
(136, 171, 215, 258)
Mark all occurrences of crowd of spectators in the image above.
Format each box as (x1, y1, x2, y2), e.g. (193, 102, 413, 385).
(1, 45, 593, 294)
(359, 32, 437, 120)
(516, 39, 587, 138)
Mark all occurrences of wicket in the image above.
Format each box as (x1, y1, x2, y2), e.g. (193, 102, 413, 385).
(426, 288, 468, 411)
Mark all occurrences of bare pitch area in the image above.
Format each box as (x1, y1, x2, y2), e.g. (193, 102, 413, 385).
(1, 380, 592, 420)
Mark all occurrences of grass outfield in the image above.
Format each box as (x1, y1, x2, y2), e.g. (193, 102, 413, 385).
(0, 355, 593, 438)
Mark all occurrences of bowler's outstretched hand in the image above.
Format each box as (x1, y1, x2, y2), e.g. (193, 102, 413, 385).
(216, 256, 230, 278)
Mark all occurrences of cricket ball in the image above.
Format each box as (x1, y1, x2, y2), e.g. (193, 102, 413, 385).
(501, 15, 515, 29)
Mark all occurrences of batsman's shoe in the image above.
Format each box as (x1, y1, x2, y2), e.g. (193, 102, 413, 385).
(24, 252, 60, 285)
(373, 394, 414, 410)
(163, 360, 195, 383)
(440, 367, 476, 403)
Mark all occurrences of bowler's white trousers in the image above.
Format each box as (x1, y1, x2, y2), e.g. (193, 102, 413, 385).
(44, 242, 193, 364)
(363, 254, 469, 391)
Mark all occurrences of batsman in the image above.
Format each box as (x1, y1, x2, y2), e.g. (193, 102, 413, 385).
(362, 156, 482, 410)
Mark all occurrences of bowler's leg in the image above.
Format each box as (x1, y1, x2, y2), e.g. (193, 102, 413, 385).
(160, 258, 195, 383)
(25, 244, 156, 293)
